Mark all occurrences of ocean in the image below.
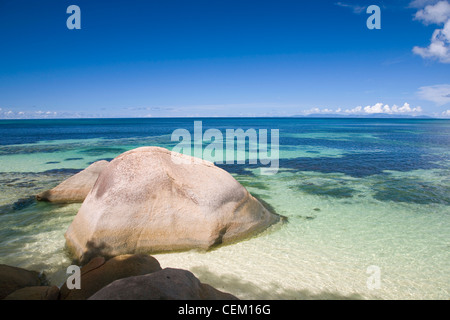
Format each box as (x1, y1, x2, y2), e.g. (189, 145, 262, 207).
(0, 118, 449, 299)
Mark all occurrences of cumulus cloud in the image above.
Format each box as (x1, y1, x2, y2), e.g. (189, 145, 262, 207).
(304, 103, 423, 116)
(442, 109, 450, 116)
(417, 84, 450, 105)
(412, 1, 450, 63)
(360, 102, 422, 114)
(414, 0, 450, 24)
(363, 102, 390, 114)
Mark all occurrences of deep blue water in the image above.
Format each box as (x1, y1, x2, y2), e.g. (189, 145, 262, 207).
(1, 118, 449, 178)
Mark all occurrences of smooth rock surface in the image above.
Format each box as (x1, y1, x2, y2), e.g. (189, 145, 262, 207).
(59, 254, 162, 300)
(3, 286, 59, 300)
(65, 147, 280, 263)
(0, 264, 42, 299)
(89, 268, 238, 300)
(36, 160, 109, 203)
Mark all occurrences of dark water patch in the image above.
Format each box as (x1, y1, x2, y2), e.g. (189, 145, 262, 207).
(10, 181, 36, 188)
(45, 161, 60, 164)
(239, 180, 269, 191)
(0, 145, 67, 156)
(291, 214, 316, 221)
(213, 149, 448, 178)
(215, 163, 259, 176)
(12, 196, 36, 211)
(280, 151, 446, 178)
(0, 196, 36, 214)
(281, 136, 383, 153)
(41, 168, 81, 175)
(295, 183, 355, 199)
(65, 157, 83, 161)
(79, 147, 127, 156)
(372, 177, 450, 205)
(306, 151, 320, 154)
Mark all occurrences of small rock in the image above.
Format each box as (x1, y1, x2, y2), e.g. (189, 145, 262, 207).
(0, 264, 42, 299)
(3, 286, 59, 300)
(89, 268, 238, 300)
(59, 254, 162, 300)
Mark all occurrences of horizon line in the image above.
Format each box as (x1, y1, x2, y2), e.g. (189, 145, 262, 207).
(0, 116, 449, 121)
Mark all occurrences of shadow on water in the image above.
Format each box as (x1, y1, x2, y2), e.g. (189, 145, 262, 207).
(0, 196, 36, 214)
(190, 266, 370, 300)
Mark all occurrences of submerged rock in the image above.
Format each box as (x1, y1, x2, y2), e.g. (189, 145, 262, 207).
(89, 268, 238, 300)
(65, 147, 280, 263)
(36, 160, 109, 203)
(59, 254, 162, 300)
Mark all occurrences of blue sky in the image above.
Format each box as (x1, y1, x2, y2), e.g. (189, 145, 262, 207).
(0, 0, 449, 118)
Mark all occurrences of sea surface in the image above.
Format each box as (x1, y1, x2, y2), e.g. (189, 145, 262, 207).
(0, 118, 449, 299)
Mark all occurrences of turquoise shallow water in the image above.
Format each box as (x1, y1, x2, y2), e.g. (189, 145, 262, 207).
(0, 118, 449, 299)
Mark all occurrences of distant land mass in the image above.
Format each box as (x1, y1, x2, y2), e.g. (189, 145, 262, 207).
(291, 113, 434, 119)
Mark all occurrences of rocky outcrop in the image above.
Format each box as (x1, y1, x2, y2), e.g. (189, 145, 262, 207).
(36, 160, 109, 203)
(59, 254, 162, 300)
(0, 264, 42, 299)
(89, 268, 238, 300)
(65, 147, 280, 263)
(3, 286, 59, 300)
(0, 255, 237, 300)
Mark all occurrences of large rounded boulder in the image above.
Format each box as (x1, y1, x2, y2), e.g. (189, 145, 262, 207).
(65, 147, 280, 263)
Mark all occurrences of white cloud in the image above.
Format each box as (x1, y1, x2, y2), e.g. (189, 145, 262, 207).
(417, 84, 450, 105)
(344, 106, 362, 113)
(304, 103, 423, 116)
(335, 2, 366, 14)
(361, 102, 422, 114)
(412, 1, 450, 63)
(414, 0, 450, 24)
(364, 102, 389, 113)
(442, 109, 450, 116)
(0, 109, 62, 119)
(413, 20, 450, 63)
